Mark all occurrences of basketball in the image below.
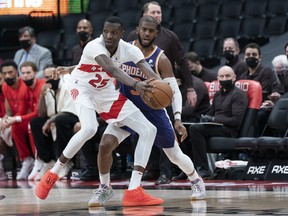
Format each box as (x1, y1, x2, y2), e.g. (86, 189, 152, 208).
(143, 80, 173, 110)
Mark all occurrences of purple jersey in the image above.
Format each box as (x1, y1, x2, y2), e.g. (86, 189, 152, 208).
(120, 44, 175, 148)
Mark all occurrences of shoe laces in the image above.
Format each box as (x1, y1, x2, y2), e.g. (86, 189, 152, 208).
(191, 178, 202, 194)
(92, 185, 109, 197)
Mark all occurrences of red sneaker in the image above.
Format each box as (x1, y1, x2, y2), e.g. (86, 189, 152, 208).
(35, 170, 59, 200)
(122, 187, 163, 207)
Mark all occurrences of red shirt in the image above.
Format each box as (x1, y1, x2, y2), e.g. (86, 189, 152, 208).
(2, 79, 28, 116)
(19, 79, 46, 121)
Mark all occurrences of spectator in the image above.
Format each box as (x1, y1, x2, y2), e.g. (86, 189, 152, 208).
(237, 43, 280, 136)
(256, 55, 288, 136)
(14, 26, 53, 78)
(0, 60, 28, 181)
(189, 66, 248, 178)
(238, 43, 280, 101)
(186, 52, 217, 82)
(5, 61, 45, 180)
(222, 37, 247, 79)
(72, 19, 94, 65)
(127, 1, 197, 107)
(271, 55, 288, 95)
(28, 65, 60, 180)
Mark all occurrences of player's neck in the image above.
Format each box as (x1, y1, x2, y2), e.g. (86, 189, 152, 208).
(135, 41, 155, 56)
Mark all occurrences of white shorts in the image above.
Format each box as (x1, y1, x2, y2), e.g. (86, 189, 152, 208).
(68, 76, 139, 124)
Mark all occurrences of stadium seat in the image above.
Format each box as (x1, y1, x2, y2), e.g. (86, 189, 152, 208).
(242, 0, 268, 18)
(219, 0, 244, 20)
(217, 19, 242, 40)
(207, 80, 262, 153)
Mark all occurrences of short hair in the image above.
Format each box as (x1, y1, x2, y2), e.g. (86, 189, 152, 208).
(185, 52, 201, 63)
(20, 61, 38, 72)
(0, 59, 18, 72)
(143, 1, 160, 13)
(18, 26, 35, 37)
(244, 42, 261, 56)
(223, 37, 240, 49)
(139, 16, 160, 30)
(272, 55, 288, 68)
(104, 16, 124, 29)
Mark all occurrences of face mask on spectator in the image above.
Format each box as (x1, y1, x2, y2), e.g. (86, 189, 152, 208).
(46, 79, 60, 91)
(245, 57, 259, 68)
(19, 39, 32, 49)
(23, 78, 34, 87)
(78, 31, 89, 42)
(4, 77, 16, 86)
(223, 50, 235, 62)
(219, 79, 234, 90)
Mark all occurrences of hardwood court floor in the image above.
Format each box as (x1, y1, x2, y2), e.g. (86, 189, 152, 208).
(1, 179, 288, 215)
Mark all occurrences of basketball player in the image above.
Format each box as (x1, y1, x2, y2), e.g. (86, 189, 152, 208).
(34, 16, 163, 206)
(88, 16, 206, 207)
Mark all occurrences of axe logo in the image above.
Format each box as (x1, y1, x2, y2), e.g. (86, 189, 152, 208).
(271, 165, 288, 174)
(247, 166, 266, 174)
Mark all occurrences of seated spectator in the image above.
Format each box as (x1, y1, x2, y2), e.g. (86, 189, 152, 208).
(222, 37, 247, 79)
(72, 19, 93, 65)
(4, 61, 45, 180)
(28, 65, 60, 180)
(186, 52, 217, 82)
(14, 26, 53, 78)
(238, 43, 280, 136)
(188, 66, 248, 178)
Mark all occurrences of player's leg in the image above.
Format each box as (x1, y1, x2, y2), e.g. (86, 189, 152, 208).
(89, 125, 130, 207)
(163, 141, 206, 200)
(35, 104, 98, 200)
(120, 110, 163, 207)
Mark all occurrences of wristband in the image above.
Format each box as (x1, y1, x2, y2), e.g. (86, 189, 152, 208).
(15, 116, 22, 122)
(174, 111, 181, 121)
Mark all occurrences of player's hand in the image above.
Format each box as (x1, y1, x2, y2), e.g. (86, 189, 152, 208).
(42, 120, 51, 136)
(174, 120, 187, 142)
(187, 90, 197, 107)
(134, 79, 155, 101)
(200, 115, 214, 122)
(56, 66, 71, 75)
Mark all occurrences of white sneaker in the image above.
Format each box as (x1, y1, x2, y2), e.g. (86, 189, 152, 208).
(34, 160, 55, 181)
(0, 169, 8, 181)
(16, 157, 34, 180)
(88, 184, 115, 207)
(28, 158, 44, 180)
(59, 161, 74, 179)
(190, 177, 206, 200)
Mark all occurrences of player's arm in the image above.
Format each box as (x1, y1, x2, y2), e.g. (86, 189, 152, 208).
(95, 54, 154, 97)
(158, 53, 187, 142)
(56, 66, 76, 76)
(136, 59, 160, 80)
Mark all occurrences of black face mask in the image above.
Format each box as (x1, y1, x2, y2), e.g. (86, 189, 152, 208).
(4, 77, 16, 86)
(19, 39, 32, 49)
(0, 86, 2, 94)
(219, 79, 234, 90)
(23, 78, 34, 87)
(245, 57, 259, 68)
(223, 50, 235, 62)
(46, 79, 60, 91)
(78, 31, 89, 42)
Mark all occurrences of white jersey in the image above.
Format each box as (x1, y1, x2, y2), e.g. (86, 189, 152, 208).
(68, 35, 144, 123)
